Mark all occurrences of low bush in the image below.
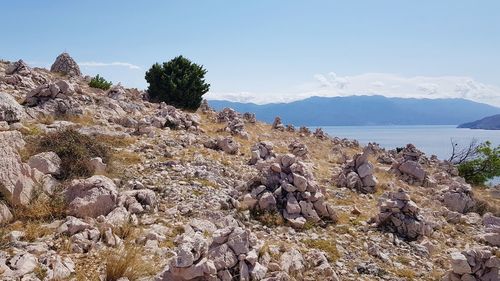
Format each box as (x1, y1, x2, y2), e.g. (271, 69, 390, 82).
(34, 128, 110, 180)
(458, 141, 500, 185)
(89, 74, 113, 90)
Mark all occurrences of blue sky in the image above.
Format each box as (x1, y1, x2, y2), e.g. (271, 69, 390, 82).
(1, 1, 500, 105)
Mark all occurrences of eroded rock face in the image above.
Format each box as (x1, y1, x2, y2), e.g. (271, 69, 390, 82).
(372, 189, 433, 241)
(0, 93, 25, 123)
(65, 175, 118, 218)
(334, 147, 378, 193)
(158, 218, 265, 281)
(240, 153, 337, 228)
(0, 131, 38, 205)
(50, 53, 81, 76)
(442, 247, 499, 281)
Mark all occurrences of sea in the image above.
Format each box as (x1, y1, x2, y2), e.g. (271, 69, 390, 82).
(319, 125, 500, 160)
(317, 125, 500, 185)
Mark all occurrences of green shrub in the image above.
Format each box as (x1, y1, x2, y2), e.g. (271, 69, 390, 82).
(35, 128, 110, 180)
(145, 56, 210, 110)
(458, 141, 500, 185)
(89, 74, 113, 90)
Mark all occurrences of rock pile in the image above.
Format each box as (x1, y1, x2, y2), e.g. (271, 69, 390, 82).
(216, 107, 239, 123)
(50, 52, 81, 76)
(334, 147, 378, 193)
(199, 99, 212, 113)
(440, 180, 475, 214)
(288, 140, 308, 158)
(226, 117, 249, 139)
(371, 189, 433, 241)
(215, 107, 249, 138)
(158, 219, 267, 281)
(204, 136, 240, 155)
(313, 128, 328, 140)
(240, 153, 337, 228)
(443, 247, 499, 281)
(481, 213, 500, 247)
(390, 144, 427, 184)
(298, 126, 311, 136)
(25, 80, 74, 106)
(272, 116, 285, 131)
(2, 60, 48, 90)
(243, 112, 256, 123)
(249, 141, 276, 164)
(157, 102, 201, 131)
(285, 124, 295, 132)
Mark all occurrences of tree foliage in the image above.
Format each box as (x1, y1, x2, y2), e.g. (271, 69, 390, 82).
(458, 141, 500, 185)
(145, 56, 210, 110)
(89, 74, 113, 90)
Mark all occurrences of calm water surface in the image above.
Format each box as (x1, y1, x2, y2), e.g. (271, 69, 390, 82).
(319, 125, 500, 160)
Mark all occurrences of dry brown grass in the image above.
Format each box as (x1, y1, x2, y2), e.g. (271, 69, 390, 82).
(22, 222, 53, 242)
(104, 244, 156, 281)
(302, 239, 340, 261)
(472, 186, 500, 216)
(393, 268, 416, 280)
(57, 113, 96, 126)
(12, 188, 66, 222)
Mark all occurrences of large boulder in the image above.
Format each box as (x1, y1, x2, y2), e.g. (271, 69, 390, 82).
(0, 131, 37, 205)
(65, 175, 118, 218)
(50, 53, 81, 76)
(398, 160, 425, 181)
(0, 93, 25, 123)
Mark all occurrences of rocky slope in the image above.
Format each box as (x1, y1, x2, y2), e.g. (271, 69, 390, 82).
(0, 54, 499, 281)
(458, 114, 500, 130)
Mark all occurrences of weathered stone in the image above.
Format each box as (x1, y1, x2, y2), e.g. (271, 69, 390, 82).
(0, 92, 25, 123)
(28, 152, 61, 175)
(65, 175, 118, 218)
(50, 52, 81, 76)
(398, 160, 425, 181)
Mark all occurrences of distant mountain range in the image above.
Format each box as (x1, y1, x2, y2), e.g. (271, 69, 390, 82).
(458, 114, 500, 130)
(208, 95, 500, 126)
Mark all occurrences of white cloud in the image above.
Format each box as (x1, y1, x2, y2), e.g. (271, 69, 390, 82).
(206, 72, 500, 107)
(79, 61, 141, 70)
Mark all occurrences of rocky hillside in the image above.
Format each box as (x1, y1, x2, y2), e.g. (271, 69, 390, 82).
(458, 114, 500, 130)
(0, 54, 499, 281)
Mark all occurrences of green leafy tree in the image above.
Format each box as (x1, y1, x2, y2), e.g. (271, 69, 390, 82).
(458, 141, 500, 185)
(145, 56, 210, 110)
(89, 74, 113, 90)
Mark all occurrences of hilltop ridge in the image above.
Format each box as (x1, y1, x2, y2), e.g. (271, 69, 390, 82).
(0, 55, 499, 280)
